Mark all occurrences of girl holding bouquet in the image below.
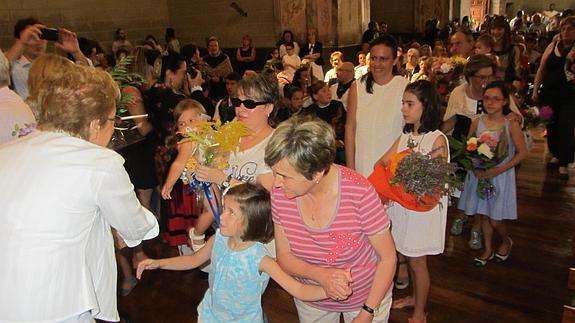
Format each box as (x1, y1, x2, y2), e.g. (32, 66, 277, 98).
(376, 80, 449, 323)
(161, 99, 208, 255)
(458, 81, 527, 267)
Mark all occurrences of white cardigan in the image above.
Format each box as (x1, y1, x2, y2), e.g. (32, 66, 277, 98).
(0, 131, 159, 322)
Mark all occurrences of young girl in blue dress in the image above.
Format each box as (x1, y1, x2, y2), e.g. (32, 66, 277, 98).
(457, 81, 527, 266)
(137, 183, 326, 322)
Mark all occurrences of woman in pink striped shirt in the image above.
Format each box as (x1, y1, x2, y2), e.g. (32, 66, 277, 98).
(265, 116, 397, 323)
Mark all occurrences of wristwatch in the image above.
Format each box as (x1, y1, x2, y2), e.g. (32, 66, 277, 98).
(221, 174, 233, 189)
(362, 303, 376, 315)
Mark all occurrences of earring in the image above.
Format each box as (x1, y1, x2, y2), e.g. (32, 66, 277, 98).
(315, 179, 320, 184)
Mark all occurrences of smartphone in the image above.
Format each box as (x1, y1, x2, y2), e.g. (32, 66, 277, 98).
(40, 28, 59, 41)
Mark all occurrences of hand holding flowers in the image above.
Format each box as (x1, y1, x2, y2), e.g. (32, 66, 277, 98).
(450, 127, 508, 199)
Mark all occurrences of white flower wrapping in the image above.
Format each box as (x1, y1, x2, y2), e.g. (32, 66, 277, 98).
(440, 62, 453, 73)
(477, 143, 494, 159)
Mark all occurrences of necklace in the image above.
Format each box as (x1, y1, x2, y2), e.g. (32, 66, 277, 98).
(407, 132, 427, 150)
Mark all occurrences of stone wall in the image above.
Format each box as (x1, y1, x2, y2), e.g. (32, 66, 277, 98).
(167, 0, 278, 49)
(0, 0, 170, 53)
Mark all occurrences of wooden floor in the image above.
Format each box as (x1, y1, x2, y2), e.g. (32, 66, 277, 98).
(117, 134, 575, 323)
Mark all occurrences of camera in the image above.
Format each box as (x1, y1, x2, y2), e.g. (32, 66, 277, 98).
(39, 28, 59, 41)
(188, 66, 206, 80)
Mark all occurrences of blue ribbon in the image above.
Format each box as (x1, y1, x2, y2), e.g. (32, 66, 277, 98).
(187, 173, 222, 226)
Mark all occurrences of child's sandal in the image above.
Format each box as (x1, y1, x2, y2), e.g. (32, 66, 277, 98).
(395, 260, 410, 290)
(189, 228, 206, 252)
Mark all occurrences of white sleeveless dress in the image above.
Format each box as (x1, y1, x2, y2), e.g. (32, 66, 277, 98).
(386, 130, 449, 257)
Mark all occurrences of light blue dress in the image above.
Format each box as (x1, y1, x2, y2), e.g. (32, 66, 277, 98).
(197, 230, 270, 323)
(458, 117, 517, 220)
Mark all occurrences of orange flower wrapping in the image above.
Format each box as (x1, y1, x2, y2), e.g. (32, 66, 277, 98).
(368, 150, 440, 212)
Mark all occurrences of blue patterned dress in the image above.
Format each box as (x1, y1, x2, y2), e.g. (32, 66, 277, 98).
(198, 230, 270, 322)
(458, 117, 517, 220)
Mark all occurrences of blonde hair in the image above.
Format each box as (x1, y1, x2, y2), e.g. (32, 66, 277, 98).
(37, 65, 120, 139)
(27, 54, 74, 116)
(173, 99, 206, 131)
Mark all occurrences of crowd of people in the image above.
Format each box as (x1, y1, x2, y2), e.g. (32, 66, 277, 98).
(0, 5, 573, 323)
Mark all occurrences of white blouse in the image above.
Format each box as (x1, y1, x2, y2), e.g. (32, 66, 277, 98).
(355, 76, 409, 177)
(0, 131, 159, 322)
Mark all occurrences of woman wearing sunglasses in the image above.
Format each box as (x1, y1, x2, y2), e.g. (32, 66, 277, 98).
(191, 73, 276, 254)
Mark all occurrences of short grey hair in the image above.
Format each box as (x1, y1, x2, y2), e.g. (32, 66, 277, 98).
(265, 115, 335, 180)
(0, 50, 10, 86)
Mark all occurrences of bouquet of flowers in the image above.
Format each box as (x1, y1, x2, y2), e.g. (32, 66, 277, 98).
(449, 128, 508, 199)
(519, 105, 552, 129)
(368, 140, 459, 211)
(430, 56, 467, 105)
(178, 120, 251, 223)
(179, 120, 251, 183)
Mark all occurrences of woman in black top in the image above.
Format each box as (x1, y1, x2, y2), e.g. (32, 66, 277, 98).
(533, 16, 575, 179)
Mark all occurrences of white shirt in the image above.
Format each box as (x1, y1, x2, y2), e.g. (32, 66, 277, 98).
(10, 55, 32, 100)
(0, 86, 36, 145)
(329, 82, 350, 111)
(0, 131, 159, 322)
(324, 68, 337, 83)
(228, 132, 273, 184)
(355, 76, 408, 177)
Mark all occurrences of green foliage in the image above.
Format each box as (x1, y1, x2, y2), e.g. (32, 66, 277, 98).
(109, 56, 146, 116)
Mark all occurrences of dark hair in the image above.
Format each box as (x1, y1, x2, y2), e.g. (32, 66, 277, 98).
(292, 66, 310, 89)
(402, 80, 442, 134)
(165, 27, 176, 42)
(266, 48, 279, 60)
(484, 81, 512, 115)
(284, 84, 304, 99)
(114, 48, 130, 61)
(14, 17, 41, 39)
(114, 28, 124, 40)
(489, 16, 513, 51)
(281, 30, 295, 43)
(226, 183, 274, 244)
(362, 34, 399, 94)
(464, 54, 497, 82)
(145, 35, 159, 45)
(368, 21, 377, 30)
(145, 49, 162, 67)
(225, 71, 242, 82)
(161, 51, 185, 82)
(181, 43, 199, 66)
(285, 42, 295, 49)
(308, 80, 327, 98)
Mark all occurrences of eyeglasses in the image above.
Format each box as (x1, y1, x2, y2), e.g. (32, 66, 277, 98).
(231, 98, 269, 109)
(483, 96, 505, 102)
(107, 114, 148, 130)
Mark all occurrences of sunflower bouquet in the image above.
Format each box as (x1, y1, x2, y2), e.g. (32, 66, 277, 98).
(178, 120, 251, 184)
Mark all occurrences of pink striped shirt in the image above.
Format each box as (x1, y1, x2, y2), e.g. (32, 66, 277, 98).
(271, 165, 390, 311)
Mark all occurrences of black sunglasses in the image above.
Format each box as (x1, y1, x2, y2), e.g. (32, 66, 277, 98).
(231, 98, 269, 109)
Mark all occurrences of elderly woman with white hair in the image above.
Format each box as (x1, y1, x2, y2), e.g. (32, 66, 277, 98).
(0, 65, 159, 322)
(403, 48, 420, 79)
